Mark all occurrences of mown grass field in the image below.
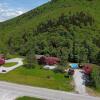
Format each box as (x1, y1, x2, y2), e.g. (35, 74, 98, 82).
(16, 96, 43, 100)
(0, 66, 73, 91)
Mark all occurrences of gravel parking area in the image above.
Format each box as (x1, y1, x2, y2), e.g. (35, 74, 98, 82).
(0, 58, 23, 73)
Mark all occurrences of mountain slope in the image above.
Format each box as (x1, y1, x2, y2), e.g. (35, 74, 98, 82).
(0, 0, 100, 34)
(0, 0, 100, 64)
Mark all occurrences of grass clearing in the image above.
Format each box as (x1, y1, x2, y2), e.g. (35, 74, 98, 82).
(0, 66, 73, 91)
(6, 54, 21, 59)
(85, 64, 100, 95)
(16, 96, 43, 100)
(86, 87, 100, 97)
(3, 62, 17, 67)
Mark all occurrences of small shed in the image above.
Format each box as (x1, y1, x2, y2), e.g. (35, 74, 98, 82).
(69, 63, 79, 69)
(0, 58, 5, 65)
(83, 64, 92, 75)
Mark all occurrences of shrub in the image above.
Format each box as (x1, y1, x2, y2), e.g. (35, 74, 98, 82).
(91, 65, 100, 91)
(53, 66, 65, 73)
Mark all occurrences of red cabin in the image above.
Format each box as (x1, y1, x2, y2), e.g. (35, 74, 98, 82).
(83, 64, 92, 75)
(40, 56, 60, 65)
(0, 58, 5, 65)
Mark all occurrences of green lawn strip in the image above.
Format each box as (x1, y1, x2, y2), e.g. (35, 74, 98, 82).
(0, 66, 73, 91)
(6, 54, 21, 59)
(85, 64, 100, 95)
(86, 87, 100, 97)
(90, 64, 100, 92)
(16, 96, 43, 100)
(3, 62, 17, 67)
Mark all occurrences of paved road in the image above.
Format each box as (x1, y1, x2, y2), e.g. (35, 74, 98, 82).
(0, 58, 23, 73)
(0, 81, 99, 100)
(73, 69, 87, 94)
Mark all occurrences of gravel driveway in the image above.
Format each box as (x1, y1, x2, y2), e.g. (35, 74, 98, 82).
(0, 58, 23, 73)
(73, 69, 87, 95)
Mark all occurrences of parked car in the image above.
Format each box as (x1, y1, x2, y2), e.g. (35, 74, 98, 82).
(2, 70, 6, 72)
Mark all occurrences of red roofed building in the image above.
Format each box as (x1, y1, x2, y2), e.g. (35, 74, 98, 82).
(0, 54, 5, 65)
(39, 56, 60, 65)
(0, 58, 5, 65)
(83, 64, 92, 75)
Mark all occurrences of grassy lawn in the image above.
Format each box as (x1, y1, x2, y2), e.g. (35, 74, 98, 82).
(16, 96, 43, 100)
(6, 54, 21, 59)
(3, 62, 17, 67)
(0, 65, 73, 91)
(86, 64, 100, 96)
(87, 87, 100, 97)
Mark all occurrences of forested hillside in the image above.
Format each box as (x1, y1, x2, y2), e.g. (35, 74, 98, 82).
(0, 0, 100, 64)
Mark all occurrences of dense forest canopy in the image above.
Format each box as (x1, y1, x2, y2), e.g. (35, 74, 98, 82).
(0, 0, 100, 64)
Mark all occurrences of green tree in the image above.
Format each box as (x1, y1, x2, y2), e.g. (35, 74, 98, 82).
(25, 50, 37, 69)
(91, 66, 100, 90)
(96, 51, 100, 65)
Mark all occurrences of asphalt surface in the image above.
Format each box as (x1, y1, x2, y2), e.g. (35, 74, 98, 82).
(0, 81, 99, 100)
